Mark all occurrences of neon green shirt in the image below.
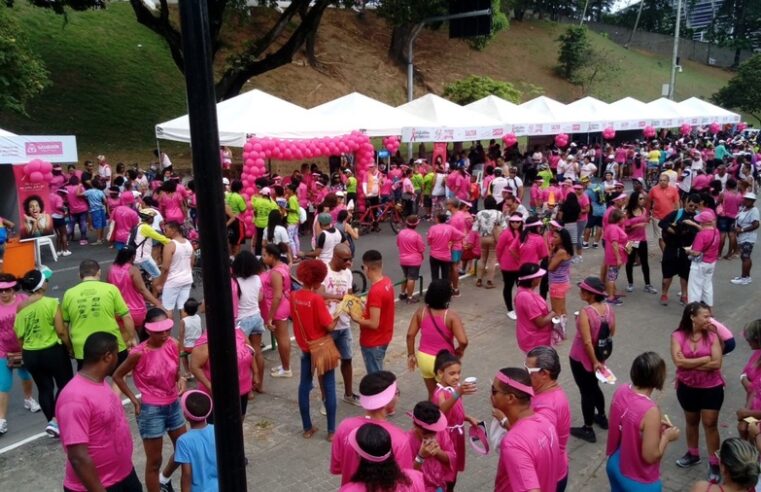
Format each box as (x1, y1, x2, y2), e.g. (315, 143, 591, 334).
(538, 169, 553, 189)
(411, 173, 424, 192)
(346, 176, 358, 194)
(14, 297, 61, 351)
(422, 172, 435, 195)
(286, 195, 300, 225)
(251, 196, 277, 228)
(226, 192, 247, 216)
(62, 280, 130, 359)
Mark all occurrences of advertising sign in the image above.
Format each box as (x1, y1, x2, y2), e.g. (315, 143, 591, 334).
(12, 161, 55, 239)
(0, 135, 78, 164)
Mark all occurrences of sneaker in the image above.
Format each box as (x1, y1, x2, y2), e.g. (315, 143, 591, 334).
(79, 239, 88, 246)
(708, 463, 721, 483)
(0, 419, 6, 434)
(399, 293, 408, 301)
(570, 426, 596, 443)
(675, 451, 702, 468)
(660, 295, 669, 306)
(343, 394, 361, 406)
(270, 368, 292, 378)
(582, 241, 590, 249)
(592, 242, 599, 248)
(730, 276, 752, 285)
(320, 401, 327, 416)
(606, 298, 623, 306)
(507, 310, 517, 320)
(679, 295, 688, 306)
(92, 240, 103, 246)
(452, 289, 460, 297)
(61, 250, 72, 257)
(160, 480, 175, 492)
(594, 413, 609, 430)
(644, 284, 659, 294)
(625, 284, 634, 293)
(24, 397, 41, 413)
(45, 420, 60, 438)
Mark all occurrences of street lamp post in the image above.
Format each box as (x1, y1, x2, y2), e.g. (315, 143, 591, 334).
(668, 0, 683, 100)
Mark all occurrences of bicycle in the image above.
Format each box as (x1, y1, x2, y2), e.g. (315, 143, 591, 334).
(645, 162, 661, 189)
(354, 200, 404, 235)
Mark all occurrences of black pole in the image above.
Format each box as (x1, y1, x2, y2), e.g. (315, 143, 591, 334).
(177, 0, 247, 489)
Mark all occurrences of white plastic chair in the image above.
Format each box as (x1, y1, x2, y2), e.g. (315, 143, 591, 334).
(35, 236, 58, 263)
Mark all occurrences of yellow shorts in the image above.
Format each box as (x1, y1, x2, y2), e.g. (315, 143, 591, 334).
(416, 351, 437, 379)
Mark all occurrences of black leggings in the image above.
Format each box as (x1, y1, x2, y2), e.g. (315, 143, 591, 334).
(501, 270, 519, 311)
(625, 242, 651, 285)
(539, 257, 549, 299)
(430, 257, 451, 281)
(22, 344, 74, 422)
(569, 357, 605, 427)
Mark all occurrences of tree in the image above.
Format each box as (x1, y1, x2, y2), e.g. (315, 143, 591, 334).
(556, 26, 590, 81)
(0, 3, 50, 114)
(711, 0, 761, 67)
(467, 0, 509, 51)
(376, 0, 448, 67)
(443, 75, 522, 105)
(712, 54, 761, 124)
(572, 48, 620, 97)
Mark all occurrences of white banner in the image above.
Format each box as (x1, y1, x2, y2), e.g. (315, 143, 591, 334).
(0, 135, 78, 164)
(401, 125, 507, 143)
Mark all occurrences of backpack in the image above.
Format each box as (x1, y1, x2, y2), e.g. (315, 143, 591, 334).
(127, 224, 148, 251)
(593, 306, 613, 362)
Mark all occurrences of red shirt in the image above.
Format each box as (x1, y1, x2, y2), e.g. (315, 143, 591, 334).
(291, 290, 334, 352)
(360, 277, 395, 348)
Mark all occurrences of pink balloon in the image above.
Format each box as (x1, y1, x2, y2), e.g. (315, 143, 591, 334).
(709, 122, 721, 134)
(738, 122, 747, 132)
(43, 172, 53, 182)
(602, 127, 615, 140)
(25, 161, 41, 174)
(680, 123, 692, 136)
(40, 161, 53, 173)
(245, 187, 254, 196)
(252, 143, 262, 152)
(642, 126, 656, 139)
(29, 171, 44, 183)
(245, 159, 254, 167)
(244, 143, 253, 152)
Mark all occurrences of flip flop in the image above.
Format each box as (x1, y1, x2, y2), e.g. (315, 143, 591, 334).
(303, 427, 318, 439)
(475, 279, 483, 287)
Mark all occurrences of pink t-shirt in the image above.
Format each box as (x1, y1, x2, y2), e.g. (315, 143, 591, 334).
(692, 174, 711, 191)
(339, 470, 425, 492)
(743, 350, 761, 410)
(692, 228, 720, 264)
(518, 233, 549, 266)
(624, 211, 649, 243)
(107, 196, 120, 211)
(495, 413, 561, 492)
(433, 384, 466, 472)
(532, 386, 571, 480)
(159, 192, 185, 223)
(397, 229, 426, 266)
(111, 206, 139, 244)
(406, 428, 456, 489)
(496, 229, 520, 272)
(56, 374, 134, 491)
(119, 190, 136, 208)
(427, 224, 465, 262)
(720, 190, 742, 218)
(132, 338, 180, 405)
(0, 293, 28, 358)
(107, 263, 146, 319)
(604, 224, 628, 266)
(195, 330, 253, 396)
(260, 263, 291, 322)
(577, 192, 590, 221)
(49, 192, 65, 218)
(331, 416, 414, 484)
(673, 330, 724, 389)
(66, 184, 89, 214)
(606, 385, 660, 484)
(514, 287, 551, 353)
(569, 304, 615, 372)
(449, 211, 472, 251)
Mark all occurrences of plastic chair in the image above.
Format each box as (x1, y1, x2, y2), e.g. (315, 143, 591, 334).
(35, 236, 58, 264)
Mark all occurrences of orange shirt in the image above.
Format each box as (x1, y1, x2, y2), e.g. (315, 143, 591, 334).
(648, 185, 679, 220)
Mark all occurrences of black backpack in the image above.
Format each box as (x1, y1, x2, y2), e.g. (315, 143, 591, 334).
(593, 307, 613, 362)
(127, 225, 148, 251)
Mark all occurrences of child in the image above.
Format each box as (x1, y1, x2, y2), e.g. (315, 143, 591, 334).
(431, 351, 478, 490)
(603, 210, 628, 305)
(80, 179, 107, 245)
(0, 216, 15, 263)
(461, 228, 481, 276)
(179, 298, 202, 379)
(174, 390, 218, 492)
(407, 401, 456, 492)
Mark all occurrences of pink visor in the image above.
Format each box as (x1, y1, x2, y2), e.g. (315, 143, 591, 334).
(359, 381, 397, 411)
(549, 220, 562, 229)
(410, 411, 447, 433)
(0, 281, 16, 290)
(494, 370, 535, 397)
(348, 427, 392, 463)
(578, 279, 606, 297)
(469, 421, 490, 455)
(181, 390, 213, 421)
(518, 268, 546, 281)
(144, 318, 174, 332)
(524, 221, 543, 228)
(509, 214, 524, 223)
(613, 193, 628, 202)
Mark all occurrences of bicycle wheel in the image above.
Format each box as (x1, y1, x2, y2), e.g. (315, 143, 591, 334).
(352, 269, 368, 294)
(389, 211, 403, 234)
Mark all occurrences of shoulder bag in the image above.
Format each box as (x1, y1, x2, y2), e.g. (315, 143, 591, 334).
(426, 308, 456, 354)
(293, 296, 340, 376)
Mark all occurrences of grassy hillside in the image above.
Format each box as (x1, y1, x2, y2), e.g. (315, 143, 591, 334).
(0, 3, 738, 167)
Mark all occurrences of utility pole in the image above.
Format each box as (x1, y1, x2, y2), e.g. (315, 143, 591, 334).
(668, 0, 683, 100)
(579, 0, 591, 26)
(625, 0, 646, 48)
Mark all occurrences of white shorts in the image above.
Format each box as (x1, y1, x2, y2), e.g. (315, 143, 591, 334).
(162, 284, 192, 311)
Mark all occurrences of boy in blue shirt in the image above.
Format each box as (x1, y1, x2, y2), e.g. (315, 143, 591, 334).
(175, 391, 218, 492)
(80, 180, 107, 245)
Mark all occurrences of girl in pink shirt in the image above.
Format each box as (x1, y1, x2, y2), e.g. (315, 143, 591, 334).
(108, 248, 163, 331)
(113, 309, 186, 492)
(496, 215, 523, 319)
(158, 181, 187, 224)
(406, 401, 457, 491)
(717, 178, 742, 258)
(514, 263, 555, 354)
(624, 191, 657, 294)
(603, 210, 628, 303)
(49, 190, 70, 256)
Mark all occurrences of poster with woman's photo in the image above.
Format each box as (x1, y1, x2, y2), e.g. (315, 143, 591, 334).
(12, 162, 54, 239)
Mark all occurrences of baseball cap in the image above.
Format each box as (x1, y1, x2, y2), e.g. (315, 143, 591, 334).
(695, 209, 716, 223)
(318, 213, 332, 225)
(260, 187, 271, 195)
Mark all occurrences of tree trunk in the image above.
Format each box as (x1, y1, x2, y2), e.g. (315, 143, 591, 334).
(389, 24, 413, 67)
(733, 47, 742, 68)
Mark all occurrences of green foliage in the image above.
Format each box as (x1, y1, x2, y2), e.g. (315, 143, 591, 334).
(467, 0, 509, 50)
(556, 26, 590, 81)
(711, 0, 761, 61)
(712, 54, 761, 124)
(443, 75, 523, 105)
(602, 0, 691, 38)
(376, 0, 447, 26)
(0, 3, 50, 114)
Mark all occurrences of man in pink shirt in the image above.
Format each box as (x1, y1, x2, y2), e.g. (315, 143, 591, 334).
(427, 213, 465, 284)
(447, 199, 472, 296)
(491, 367, 561, 492)
(111, 204, 139, 251)
(396, 215, 426, 303)
(56, 332, 141, 491)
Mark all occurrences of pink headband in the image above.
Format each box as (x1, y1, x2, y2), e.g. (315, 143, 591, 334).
(144, 318, 174, 332)
(518, 268, 546, 282)
(181, 390, 213, 421)
(409, 411, 447, 433)
(524, 221, 543, 228)
(549, 220, 562, 229)
(0, 281, 16, 289)
(359, 381, 397, 411)
(494, 371, 535, 397)
(508, 214, 524, 222)
(348, 427, 392, 463)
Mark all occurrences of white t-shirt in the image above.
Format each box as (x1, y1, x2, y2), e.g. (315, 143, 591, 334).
(432, 173, 447, 197)
(737, 206, 761, 244)
(236, 275, 262, 320)
(580, 163, 597, 179)
(561, 161, 578, 180)
(322, 267, 353, 330)
(267, 225, 290, 248)
(182, 314, 202, 348)
(505, 176, 523, 196)
(317, 228, 344, 263)
(491, 177, 508, 203)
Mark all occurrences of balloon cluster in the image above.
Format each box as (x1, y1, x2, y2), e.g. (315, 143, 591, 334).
(502, 133, 517, 147)
(643, 126, 656, 139)
(709, 122, 721, 134)
(738, 122, 747, 133)
(382, 136, 400, 154)
(23, 159, 54, 184)
(554, 133, 569, 148)
(602, 127, 616, 140)
(680, 123, 692, 136)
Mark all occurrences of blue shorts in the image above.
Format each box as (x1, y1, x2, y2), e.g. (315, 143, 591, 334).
(90, 209, 107, 230)
(0, 358, 32, 393)
(717, 216, 735, 233)
(451, 250, 463, 263)
(136, 258, 161, 280)
(238, 313, 265, 336)
(136, 400, 185, 439)
(331, 329, 353, 360)
(606, 448, 662, 492)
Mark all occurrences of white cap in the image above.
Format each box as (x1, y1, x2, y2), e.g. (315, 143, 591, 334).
(222, 177, 230, 185)
(260, 187, 271, 195)
(744, 192, 757, 201)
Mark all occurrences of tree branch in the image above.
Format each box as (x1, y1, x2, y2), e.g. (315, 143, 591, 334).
(129, 0, 184, 71)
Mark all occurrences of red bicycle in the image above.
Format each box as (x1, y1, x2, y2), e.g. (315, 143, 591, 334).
(354, 200, 404, 234)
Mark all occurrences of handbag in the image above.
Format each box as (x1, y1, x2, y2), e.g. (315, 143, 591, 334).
(6, 352, 23, 368)
(293, 298, 340, 376)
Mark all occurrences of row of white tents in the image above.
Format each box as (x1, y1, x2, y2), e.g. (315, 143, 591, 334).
(155, 90, 742, 145)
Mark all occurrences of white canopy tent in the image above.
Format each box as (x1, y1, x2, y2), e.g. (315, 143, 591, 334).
(518, 96, 589, 134)
(155, 89, 353, 146)
(308, 92, 432, 137)
(0, 128, 16, 137)
(464, 96, 550, 136)
(607, 97, 654, 130)
(398, 94, 504, 142)
(679, 97, 741, 125)
(564, 97, 615, 132)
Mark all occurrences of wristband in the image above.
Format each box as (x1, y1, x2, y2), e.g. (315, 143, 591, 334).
(452, 392, 461, 400)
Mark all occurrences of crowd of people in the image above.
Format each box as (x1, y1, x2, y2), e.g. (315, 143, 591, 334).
(0, 128, 760, 491)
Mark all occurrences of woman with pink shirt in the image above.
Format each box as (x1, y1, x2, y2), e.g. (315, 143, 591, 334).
(717, 178, 741, 258)
(519, 216, 550, 299)
(514, 263, 555, 354)
(604, 210, 628, 304)
(624, 191, 658, 295)
(426, 214, 465, 283)
(496, 213, 523, 320)
(670, 302, 724, 482)
(113, 308, 186, 492)
(737, 320, 761, 440)
(261, 243, 292, 378)
(65, 175, 89, 245)
(406, 280, 468, 397)
(685, 209, 720, 307)
(49, 188, 70, 256)
(108, 248, 164, 338)
(396, 215, 426, 303)
(110, 204, 140, 251)
(606, 352, 680, 492)
(157, 180, 187, 224)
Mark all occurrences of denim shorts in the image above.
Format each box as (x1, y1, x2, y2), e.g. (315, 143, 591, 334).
(238, 313, 265, 336)
(136, 400, 185, 439)
(136, 258, 161, 280)
(331, 329, 353, 360)
(91, 209, 107, 230)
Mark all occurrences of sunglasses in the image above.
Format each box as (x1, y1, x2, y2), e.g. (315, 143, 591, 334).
(490, 386, 507, 396)
(0, 288, 13, 293)
(524, 364, 542, 374)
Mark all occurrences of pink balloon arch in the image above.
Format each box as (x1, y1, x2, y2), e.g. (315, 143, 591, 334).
(240, 131, 375, 235)
(22, 158, 54, 184)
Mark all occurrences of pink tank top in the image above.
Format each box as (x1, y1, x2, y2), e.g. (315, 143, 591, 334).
(569, 304, 615, 372)
(720, 191, 742, 218)
(107, 263, 146, 315)
(133, 339, 180, 405)
(673, 331, 725, 388)
(261, 263, 291, 321)
(742, 351, 761, 410)
(418, 309, 454, 355)
(607, 385, 660, 484)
